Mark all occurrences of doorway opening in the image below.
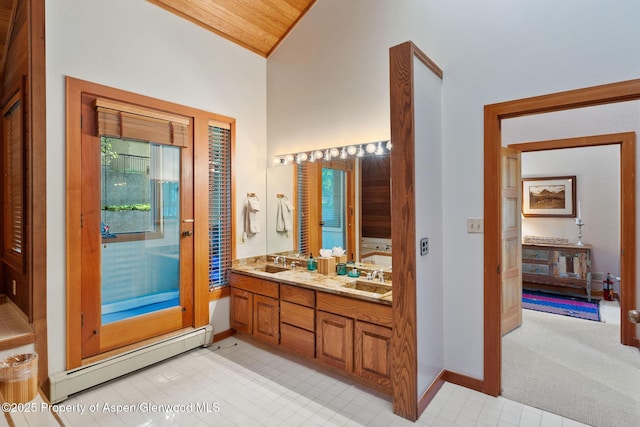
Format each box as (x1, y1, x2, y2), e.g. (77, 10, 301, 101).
(501, 134, 629, 422)
(484, 79, 639, 397)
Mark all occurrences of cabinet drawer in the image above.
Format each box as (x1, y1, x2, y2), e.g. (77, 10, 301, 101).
(281, 284, 315, 307)
(280, 323, 315, 358)
(522, 248, 549, 261)
(281, 300, 314, 331)
(229, 272, 279, 298)
(317, 292, 392, 328)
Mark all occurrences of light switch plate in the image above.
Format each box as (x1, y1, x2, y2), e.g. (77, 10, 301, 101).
(467, 217, 484, 233)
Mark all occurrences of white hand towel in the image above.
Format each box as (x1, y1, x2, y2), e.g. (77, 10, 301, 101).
(248, 198, 260, 212)
(276, 197, 293, 234)
(245, 196, 261, 235)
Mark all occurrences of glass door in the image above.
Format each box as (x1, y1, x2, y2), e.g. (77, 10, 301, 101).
(100, 139, 181, 324)
(81, 134, 193, 358)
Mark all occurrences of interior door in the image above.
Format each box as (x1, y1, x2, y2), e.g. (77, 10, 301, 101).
(501, 147, 522, 335)
(80, 93, 193, 358)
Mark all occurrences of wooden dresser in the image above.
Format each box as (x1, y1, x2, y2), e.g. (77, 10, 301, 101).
(522, 243, 593, 300)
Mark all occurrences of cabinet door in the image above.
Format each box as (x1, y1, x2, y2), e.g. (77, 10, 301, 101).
(316, 311, 353, 372)
(253, 294, 280, 345)
(354, 320, 392, 389)
(230, 288, 253, 334)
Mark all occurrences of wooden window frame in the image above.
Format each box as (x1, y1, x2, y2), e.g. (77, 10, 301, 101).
(66, 77, 236, 368)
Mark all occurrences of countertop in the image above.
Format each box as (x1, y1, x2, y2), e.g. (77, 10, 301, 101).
(230, 258, 392, 305)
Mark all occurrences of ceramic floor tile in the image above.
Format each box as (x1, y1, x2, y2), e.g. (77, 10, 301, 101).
(51, 337, 591, 427)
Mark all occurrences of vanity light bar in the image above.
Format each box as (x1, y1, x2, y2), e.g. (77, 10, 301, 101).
(277, 140, 391, 165)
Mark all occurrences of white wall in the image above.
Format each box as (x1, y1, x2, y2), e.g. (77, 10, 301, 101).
(413, 57, 444, 395)
(268, 0, 640, 379)
(46, 0, 268, 374)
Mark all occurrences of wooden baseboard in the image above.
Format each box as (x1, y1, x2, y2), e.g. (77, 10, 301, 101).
(443, 370, 484, 393)
(213, 328, 235, 342)
(417, 370, 445, 419)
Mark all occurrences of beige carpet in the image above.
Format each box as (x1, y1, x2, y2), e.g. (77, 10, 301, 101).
(502, 308, 640, 427)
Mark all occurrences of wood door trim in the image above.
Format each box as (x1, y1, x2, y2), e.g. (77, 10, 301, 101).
(66, 77, 235, 369)
(485, 79, 640, 396)
(389, 40, 443, 421)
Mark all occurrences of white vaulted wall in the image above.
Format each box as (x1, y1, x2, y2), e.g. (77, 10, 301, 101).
(267, 0, 640, 380)
(46, 0, 268, 374)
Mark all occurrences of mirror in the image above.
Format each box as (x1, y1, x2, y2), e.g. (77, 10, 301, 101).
(266, 145, 391, 269)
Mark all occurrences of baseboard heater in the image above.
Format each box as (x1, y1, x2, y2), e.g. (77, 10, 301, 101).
(48, 325, 213, 404)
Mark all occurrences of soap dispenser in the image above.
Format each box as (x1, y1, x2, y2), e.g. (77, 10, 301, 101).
(307, 253, 317, 271)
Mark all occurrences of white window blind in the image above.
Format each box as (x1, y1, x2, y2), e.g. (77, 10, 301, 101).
(296, 163, 310, 256)
(208, 122, 232, 288)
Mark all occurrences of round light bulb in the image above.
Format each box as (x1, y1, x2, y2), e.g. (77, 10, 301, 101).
(285, 154, 295, 163)
(365, 143, 376, 153)
(298, 152, 308, 162)
(314, 150, 324, 159)
(386, 141, 392, 150)
(330, 147, 340, 158)
(347, 145, 357, 155)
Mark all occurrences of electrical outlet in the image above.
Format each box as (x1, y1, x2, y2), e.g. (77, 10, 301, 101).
(12, 280, 16, 295)
(420, 237, 429, 255)
(467, 217, 484, 233)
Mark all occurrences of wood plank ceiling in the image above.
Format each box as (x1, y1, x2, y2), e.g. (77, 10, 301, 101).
(147, 0, 317, 57)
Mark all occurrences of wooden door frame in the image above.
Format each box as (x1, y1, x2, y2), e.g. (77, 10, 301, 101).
(510, 133, 635, 335)
(66, 77, 232, 368)
(484, 79, 640, 396)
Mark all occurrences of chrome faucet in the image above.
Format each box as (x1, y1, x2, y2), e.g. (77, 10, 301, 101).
(273, 256, 281, 265)
(372, 270, 384, 283)
(290, 261, 298, 269)
(282, 258, 288, 267)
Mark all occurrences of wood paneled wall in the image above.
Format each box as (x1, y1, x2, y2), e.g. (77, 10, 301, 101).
(1, 0, 28, 316)
(361, 155, 391, 239)
(0, 0, 48, 386)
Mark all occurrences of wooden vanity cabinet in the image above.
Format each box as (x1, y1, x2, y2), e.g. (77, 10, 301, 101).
(253, 294, 279, 344)
(230, 288, 253, 334)
(316, 310, 354, 371)
(230, 271, 393, 393)
(316, 291, 392, 391)
(280, 284, 315, 358)
(229, 272, 280, 344)
(354, 320, 392, 388)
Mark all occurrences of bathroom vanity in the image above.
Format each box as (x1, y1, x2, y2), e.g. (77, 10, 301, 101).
(229, 257, 393, 393)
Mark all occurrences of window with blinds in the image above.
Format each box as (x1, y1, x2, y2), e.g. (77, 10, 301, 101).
(208, 122, 232, 289)
(2, 94, 24, 271)
(295, 163, 310, 255)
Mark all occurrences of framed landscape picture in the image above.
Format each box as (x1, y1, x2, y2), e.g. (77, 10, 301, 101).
(522, 176, 576, 218)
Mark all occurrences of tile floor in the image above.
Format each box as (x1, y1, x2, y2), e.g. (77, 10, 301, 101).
(46, 336, 591, 426)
